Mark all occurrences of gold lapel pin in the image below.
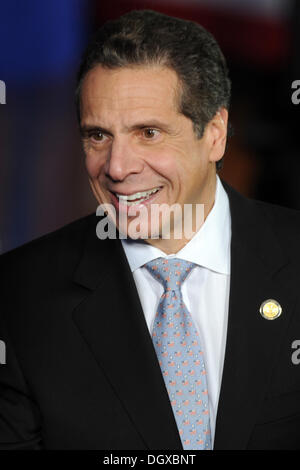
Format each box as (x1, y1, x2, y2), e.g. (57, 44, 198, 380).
(259, 299, 282, 320)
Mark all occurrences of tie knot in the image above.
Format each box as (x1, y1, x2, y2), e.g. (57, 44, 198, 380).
(144, 257, 196, 291)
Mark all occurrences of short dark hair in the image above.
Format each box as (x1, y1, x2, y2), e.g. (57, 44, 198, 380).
(76, 9, 231, 170)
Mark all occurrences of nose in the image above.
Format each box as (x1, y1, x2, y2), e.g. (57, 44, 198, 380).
(104, 136, 144, 182)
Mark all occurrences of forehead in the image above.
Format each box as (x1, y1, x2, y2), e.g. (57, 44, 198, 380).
(80, 65, 181, 123)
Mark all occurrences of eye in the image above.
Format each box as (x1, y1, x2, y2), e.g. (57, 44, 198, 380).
(90, 131, 107, 142)
(142, 128, 160, 139)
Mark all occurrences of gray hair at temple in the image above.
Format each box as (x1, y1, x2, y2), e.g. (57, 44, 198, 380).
(75, 9, 232, 170)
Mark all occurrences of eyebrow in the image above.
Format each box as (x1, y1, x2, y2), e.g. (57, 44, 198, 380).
(80, 125, 112, 138)
(80, 120, 174, 137)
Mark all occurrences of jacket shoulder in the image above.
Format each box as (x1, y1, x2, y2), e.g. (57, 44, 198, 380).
(222, 179, 300, 259)
(253, 197, 300, 241)
(243, 194, 300, 262)
(0, 213, 97, 277)
(222, 179, 300, 234)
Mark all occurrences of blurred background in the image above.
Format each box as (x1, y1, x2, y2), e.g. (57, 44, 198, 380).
(1, 0, 300, 254)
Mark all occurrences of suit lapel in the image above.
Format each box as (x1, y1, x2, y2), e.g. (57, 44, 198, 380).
(72, 217, 183, 450)
(214, 182, 298, 449)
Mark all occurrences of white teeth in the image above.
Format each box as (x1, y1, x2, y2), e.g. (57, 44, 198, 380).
(116, 187, 160, 204)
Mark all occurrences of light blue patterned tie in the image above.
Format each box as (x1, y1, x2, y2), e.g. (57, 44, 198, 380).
(144, 257, 211, 450)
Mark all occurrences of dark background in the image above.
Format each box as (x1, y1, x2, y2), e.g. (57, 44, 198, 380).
(1, 0, 299, 254)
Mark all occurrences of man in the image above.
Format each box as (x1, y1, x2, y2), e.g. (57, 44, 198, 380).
(1, 10, 300, 450)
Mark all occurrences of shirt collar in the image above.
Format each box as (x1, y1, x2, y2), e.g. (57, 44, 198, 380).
(121, 175, 231, 275)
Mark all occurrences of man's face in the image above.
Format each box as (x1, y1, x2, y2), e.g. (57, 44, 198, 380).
(80, 65, 226, 249)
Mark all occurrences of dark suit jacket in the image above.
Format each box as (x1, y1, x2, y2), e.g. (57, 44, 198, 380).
(1, 181, 300, 450)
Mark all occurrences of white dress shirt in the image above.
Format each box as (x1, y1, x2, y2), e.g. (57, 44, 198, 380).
(120, 175, 231, 446)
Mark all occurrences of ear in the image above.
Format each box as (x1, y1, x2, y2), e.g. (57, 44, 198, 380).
(206, 107, 228, 164)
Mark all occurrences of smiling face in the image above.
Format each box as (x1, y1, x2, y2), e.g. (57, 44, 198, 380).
(80, 65, 227, 253)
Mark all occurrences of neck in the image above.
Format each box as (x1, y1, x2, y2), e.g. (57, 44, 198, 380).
(144, 174, 217, 254)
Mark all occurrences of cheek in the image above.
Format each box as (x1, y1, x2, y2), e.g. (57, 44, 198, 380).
(146, 147, 181, 179)
(85, 151, 106, 179)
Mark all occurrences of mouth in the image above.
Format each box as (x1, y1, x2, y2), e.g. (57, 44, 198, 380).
(112, 186, 162, 206)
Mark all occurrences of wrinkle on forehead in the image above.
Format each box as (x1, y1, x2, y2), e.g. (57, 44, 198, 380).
(80, 65, 181, 123)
